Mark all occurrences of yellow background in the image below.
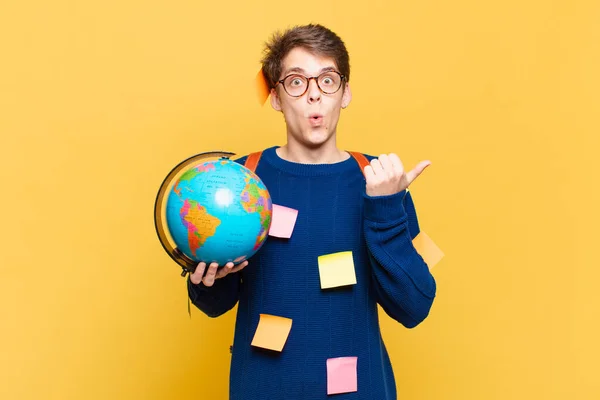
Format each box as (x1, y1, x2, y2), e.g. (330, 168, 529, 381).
(1, 0, 598, 399)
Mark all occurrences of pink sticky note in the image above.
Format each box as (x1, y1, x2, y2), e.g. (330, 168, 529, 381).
(268, 204, 298, 239)
(327, 357, 358, 395)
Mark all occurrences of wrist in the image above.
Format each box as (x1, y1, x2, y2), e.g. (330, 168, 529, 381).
(363, 190, 407, 223)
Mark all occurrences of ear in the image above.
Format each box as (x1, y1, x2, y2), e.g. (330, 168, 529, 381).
(341, 83, 352, 109)
(270, 88, 282, 111)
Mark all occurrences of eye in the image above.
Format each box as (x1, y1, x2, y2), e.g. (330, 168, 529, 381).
(319, 73, 338, 87)
(286, 75, 306, 87)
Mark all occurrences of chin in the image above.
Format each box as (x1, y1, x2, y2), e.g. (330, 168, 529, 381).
(303, 128, 333, 147)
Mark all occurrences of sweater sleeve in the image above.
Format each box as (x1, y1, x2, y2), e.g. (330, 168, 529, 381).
(363, 189, 436, 328)
(187, 268, 241, 318)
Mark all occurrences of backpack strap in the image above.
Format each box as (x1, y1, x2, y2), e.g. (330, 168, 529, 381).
(244, 150, 369, 176)
(244, 151, 263, 173)
(348, 151, 370, 177)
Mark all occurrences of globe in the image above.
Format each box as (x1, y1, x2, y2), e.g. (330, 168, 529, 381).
(154, 151, 272, 275)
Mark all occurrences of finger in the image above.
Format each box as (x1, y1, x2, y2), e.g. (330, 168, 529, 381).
(378, 154, 394, 177)
(230, 260, 249, 274)
(215, 262, 234, 279)
(405, 160, 431, 184)
(388, 153, 404, 175)
(202, 262, 219, 287)
(363, 165, 375, 182)
(190, 262, 207, 285)
(370, 158, 384, 176)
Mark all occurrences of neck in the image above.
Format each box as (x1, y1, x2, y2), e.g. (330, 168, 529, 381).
(277, 137, 349, 164)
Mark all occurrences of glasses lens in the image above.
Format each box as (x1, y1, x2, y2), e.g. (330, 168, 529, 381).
(317, 72, 342, 94)
(283, 75, 308, 96)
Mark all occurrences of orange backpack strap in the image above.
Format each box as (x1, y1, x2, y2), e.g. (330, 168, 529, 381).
(245, 150, 367, 175)
(244, 151, 263, 173)
(348, 151, 370, 177)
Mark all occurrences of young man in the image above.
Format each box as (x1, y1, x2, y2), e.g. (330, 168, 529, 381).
(188, 24, 436, 400)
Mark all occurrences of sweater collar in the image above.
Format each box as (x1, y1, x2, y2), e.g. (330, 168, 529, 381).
(261, 146, 360, 177)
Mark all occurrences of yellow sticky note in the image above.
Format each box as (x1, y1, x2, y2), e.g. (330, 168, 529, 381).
(251, 314, 293, 352)
(318, 251, 357, 289)
(412, 231, 444, 268)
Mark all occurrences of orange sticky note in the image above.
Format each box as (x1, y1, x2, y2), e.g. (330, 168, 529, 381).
(268, 204, 298, 238)
(327, 357, 358, 395)
(255, 68, 270, 105)
(412, 231, 444, 268)
(318, 251, 357, 289)
(251, 314, 293, 352)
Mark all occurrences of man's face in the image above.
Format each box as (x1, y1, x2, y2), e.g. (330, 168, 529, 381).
(270, 47, 352, 149)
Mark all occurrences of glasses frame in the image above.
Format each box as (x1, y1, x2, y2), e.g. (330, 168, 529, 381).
(276, 70, 346, 97)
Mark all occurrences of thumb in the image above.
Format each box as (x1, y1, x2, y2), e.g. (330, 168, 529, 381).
(406, 160, 431, 184)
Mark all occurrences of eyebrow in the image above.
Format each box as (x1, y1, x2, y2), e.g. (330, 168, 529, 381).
(281, 66, 337, 77)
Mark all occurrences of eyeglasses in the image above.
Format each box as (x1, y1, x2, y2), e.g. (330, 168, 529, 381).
(276, 70, 346, 97)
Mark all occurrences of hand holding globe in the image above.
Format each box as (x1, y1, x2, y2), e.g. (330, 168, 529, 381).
(189, 260, 249, 287)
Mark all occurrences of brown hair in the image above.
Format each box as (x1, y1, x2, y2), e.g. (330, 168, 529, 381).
(260, 24, 350, 90)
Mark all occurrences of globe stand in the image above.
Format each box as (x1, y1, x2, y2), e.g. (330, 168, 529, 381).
(154, 150, 236, 277)
(172, 248, 198, 277)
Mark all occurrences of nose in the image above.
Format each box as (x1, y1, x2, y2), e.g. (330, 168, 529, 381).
(306, 77, 321, 103)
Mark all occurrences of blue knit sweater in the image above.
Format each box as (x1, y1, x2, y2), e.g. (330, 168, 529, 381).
(188, 146, 436, 400)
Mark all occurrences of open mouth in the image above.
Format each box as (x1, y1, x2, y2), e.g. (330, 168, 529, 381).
(308, 114, 323, 127)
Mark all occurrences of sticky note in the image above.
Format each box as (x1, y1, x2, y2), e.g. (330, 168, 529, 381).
(255, 69, 270, 105)
(412, 231, 444, 268)
(327, 357, 358, 395)
(268, 204, 298, 238)
(251, 314, 293, 352)
(318, 251, 357, 289)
